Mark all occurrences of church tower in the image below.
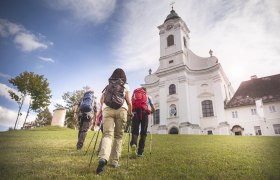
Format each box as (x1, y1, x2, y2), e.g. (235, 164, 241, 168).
(143, 8, 235, 135)
(157, 7, 190, 71)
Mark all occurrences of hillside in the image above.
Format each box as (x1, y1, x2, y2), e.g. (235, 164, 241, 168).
(0, 126, 279, 179)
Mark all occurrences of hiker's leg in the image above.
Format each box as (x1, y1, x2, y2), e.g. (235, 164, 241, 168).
(77, 120, 90, 149)
(98, 108, 115, 162)
(130, 113, 140, 146)
(138, 111, 148, 155)
(109, 108, 127, 165)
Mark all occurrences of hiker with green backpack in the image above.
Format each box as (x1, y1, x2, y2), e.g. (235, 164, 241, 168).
(96, 68, 133, 174)
(130, 87, 155, 157)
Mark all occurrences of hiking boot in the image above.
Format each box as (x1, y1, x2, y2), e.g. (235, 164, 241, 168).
(137, 153, 144, 158)
(96, 159, 107, 174)
(131, 144, 137, 158)
(111, 162, 121, 168)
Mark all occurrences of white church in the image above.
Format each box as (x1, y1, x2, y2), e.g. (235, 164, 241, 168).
(144, 8, 280, 136)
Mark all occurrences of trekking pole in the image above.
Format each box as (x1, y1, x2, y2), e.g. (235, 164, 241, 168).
(127, 125, 131, 169)
(84, 131, 96, 156)
(150, 114, 153, 155)
(88, 124, 102, 167)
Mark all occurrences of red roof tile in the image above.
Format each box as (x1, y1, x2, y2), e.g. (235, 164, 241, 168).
(225, 74, 280, 109)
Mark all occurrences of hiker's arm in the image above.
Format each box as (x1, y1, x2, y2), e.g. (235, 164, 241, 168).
(151, 104, 156, 113)
(125, 91, 133, 116)
(149, 96, 156, 113)
(100, 93, 104, 107)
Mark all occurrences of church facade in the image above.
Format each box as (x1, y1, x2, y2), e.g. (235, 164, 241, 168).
(143, 9, 235, 135)
(143, 9, 280, 136)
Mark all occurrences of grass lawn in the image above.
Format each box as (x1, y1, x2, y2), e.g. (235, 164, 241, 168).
(0, 126, 279, 179)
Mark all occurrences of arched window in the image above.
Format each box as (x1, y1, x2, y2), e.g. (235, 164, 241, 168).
(201, 100, 214, 117)
(183, 37, 187, 48)
(169, 104, 177, 117)
(167, 35, 174, 47)
(169, 84, 176, 95)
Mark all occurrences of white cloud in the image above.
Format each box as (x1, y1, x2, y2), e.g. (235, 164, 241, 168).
(49, 0, 117, 24)
(38, 56, 55, 63)
(0, 19, 53, 52)
(14, 33, 48, 52)
(114, 0, 280, 90)
(0, 72, 11, 79)
(0, 83, 31, 105)
(0, 106, 37, 130)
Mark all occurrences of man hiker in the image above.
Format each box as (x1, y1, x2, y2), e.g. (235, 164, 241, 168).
(130, 87, 155, 157)
(76, 89, 97, 150)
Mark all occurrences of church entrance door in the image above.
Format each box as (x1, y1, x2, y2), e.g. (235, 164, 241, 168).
(169, 127, 179, 134)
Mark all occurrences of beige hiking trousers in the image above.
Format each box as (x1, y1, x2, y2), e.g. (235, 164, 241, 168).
(98, 107, 127, 164)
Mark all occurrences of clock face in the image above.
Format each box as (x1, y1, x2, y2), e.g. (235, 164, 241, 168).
(166, 25, 173, 30)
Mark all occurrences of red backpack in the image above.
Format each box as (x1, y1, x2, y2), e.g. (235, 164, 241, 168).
(132, 88, 148, 112)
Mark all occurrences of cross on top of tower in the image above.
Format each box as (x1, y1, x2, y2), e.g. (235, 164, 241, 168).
(170, 1, 175, 10)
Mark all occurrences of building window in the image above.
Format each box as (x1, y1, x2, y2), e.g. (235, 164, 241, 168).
(269, 105, 276, 113)
(167, 35, 174, 47)
(251, 108, 257, 115)
(183, 37, 187, 48)
(153, 109, 160, 125)
(232, 111, 238, 118)
(273, 124, 280, 134)
(169, 104, 177, 117)
(169, 84, 176, 95)
(254, 126, 262, 136)
(201, 100, 214, 117)
(169, 60, 174, 64)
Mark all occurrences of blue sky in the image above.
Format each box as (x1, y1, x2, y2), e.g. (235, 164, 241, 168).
(1, 0, 280, 131)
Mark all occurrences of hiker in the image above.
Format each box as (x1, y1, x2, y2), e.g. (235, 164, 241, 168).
(76, 89, 97, 150)
(96, 68, 133, 174)
(130, 87, 155, 157)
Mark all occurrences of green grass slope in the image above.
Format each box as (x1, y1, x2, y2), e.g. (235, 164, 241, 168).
(0, 126, 279, 179)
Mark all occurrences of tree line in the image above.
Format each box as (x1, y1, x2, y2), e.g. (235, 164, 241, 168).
(8, 71, 91, 130)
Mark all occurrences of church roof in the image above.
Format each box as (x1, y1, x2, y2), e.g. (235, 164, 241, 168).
(164, 9, 180, 22)
(225, 74, 280, 108)
(187, 49, 218, 70)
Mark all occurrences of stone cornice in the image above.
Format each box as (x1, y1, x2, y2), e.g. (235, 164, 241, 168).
(159, 50, 183, 60)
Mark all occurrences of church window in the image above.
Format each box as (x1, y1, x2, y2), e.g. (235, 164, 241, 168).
(273, 124, 280, 134)
(251, 108, 257, 115)
(169, 104, 177, 117)
(169, 84, 176, 95)
(201, 100, 214, 117)
(153, 109, 160, 124)
(269, 105, 276, 113)
(232, 111, 238, 118)
(169, 60, 174, 64)
(183, 37, 187, 48)
(167, 35, 174, 47)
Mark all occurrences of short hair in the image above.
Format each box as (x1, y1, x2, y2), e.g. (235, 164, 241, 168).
(110, 68, 127, 83)
(142, 87, 147, 91)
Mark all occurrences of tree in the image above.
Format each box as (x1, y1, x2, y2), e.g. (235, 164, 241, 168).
(56, 87, 91, 129)
(9, 71, 52, 129)
(59, 89, 85, 129)
(34, 107, 53, 127)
